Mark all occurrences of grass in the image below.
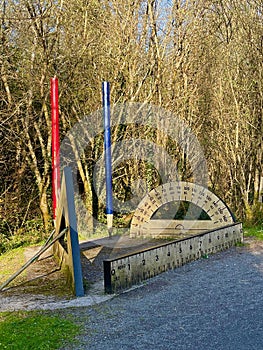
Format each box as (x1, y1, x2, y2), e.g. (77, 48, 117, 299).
(243, 225, 263, 240)
(0, 247, 25, 285)
(0, 311, 81, 350)
(0, 248, 81, 349)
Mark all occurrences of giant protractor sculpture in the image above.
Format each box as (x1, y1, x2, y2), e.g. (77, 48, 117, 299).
(130, 181, 235, 237)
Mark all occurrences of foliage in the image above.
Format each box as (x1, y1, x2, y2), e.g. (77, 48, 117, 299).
(0, 311, 81, 350)
(0, 219, 49, 255)
(1, 0, 263, 247)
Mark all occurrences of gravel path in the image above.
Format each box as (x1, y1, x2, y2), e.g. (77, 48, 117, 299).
(61, 241, 263, 350)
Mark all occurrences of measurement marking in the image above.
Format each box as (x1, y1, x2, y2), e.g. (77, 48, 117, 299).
(130, 182, 235, 237)
(104, 223, 243, 293)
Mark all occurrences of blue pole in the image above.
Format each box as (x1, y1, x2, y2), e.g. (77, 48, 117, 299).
(102, 81, 113, 236)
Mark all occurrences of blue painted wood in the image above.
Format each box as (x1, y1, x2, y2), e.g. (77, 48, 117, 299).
(102, 81, 113, 215)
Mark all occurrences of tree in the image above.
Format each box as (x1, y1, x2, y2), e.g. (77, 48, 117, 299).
(1, 0, 263, 247)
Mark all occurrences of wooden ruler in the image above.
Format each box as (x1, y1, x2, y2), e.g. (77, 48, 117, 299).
(104, 222, 243, 294)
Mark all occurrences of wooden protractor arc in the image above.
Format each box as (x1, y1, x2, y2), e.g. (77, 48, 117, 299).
(130, 181, 235, 235)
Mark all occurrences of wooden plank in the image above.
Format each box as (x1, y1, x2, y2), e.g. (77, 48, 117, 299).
(143, 219, 221, 230)
(139, 219, 225, 238)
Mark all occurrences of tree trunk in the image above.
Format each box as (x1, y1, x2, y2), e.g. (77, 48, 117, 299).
(39, 178, 51, 234)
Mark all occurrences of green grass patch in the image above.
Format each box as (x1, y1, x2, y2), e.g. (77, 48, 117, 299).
(243, 226, 263, 240)
(0, 311, 81, 350)
(0, 247, 25, 284)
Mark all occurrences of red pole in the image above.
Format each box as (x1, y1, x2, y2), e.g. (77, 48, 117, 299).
(51, 77, 60, 220)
